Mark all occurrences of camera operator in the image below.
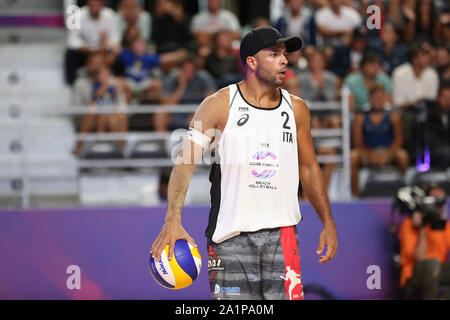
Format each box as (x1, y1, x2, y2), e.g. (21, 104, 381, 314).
(398, 184, 450, 299)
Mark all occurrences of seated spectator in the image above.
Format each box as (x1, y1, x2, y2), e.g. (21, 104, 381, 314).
(403, 0, 439, 44)
(205, 30, 243, 89)
(315, 0, 361, 48)
(72, 52, 105, 107)
(398, 183, 450, 300)
(392, 43, 439, 159)
(345, 52, 392, 113)
(121, 25, 140, 50)
(299, 49, 340, 190)
(117, 37, 186, 103)
(435, 1, 450, 45)
(274, 0, 316, 47)
(350, 84, 408, 196)
(65, 0, 121, 85)
(299, 49, 338, 104)
(368, 21, 408, 76)
(424, 82, 450, 169)
(151, 0, 194, 54)
(393, 43, 439, 109)
(349, 27, 368, 72)
(117, 0, 152, 43)
(434, 44, 450, 83)
(74, 65, 128, 156)
(158, 54, 217, 131)
(190, 0, 241, 55)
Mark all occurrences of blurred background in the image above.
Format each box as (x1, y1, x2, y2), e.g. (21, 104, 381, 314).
(0, 0, 449, 300)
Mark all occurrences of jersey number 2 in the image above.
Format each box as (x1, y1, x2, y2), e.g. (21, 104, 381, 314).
(281, 111, 291, 129)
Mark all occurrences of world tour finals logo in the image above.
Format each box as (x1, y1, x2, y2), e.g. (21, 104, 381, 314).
(251, 151, 278, 179)
(248, 150, 279, 190)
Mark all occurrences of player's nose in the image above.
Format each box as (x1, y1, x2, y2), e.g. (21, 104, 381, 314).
(280, 53, 288, 66)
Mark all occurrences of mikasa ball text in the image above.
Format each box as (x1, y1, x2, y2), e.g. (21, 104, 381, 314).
(149, 239, 202, 289)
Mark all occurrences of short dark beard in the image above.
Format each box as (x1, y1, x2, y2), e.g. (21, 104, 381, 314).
(255, 65, 283, 88)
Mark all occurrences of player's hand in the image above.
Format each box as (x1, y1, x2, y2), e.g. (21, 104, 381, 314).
(316, 224, 338, 264)
(150, 219, 197, 261)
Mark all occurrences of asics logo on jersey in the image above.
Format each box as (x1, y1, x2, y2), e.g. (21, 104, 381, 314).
(237, 113, 249, 126)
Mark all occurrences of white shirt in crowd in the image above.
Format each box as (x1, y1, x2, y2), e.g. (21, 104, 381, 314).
(67, 6, 120, 50)
(285, 7, 313, 39)
(315, 5, 361, 46)
(392, 63, 439, 108)
(190, 8, 241, 34)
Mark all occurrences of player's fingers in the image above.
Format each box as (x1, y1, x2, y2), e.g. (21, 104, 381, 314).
(319, 245, 336, 264)
(185, 235, 197, 248)
(316, 237, 325, 255)
(150, 237, 160, 257)
(167, 238, 175, 261)
(152, 235, 166, 260)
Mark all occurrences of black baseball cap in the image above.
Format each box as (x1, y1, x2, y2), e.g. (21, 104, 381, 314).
(239, 26, 303, 66)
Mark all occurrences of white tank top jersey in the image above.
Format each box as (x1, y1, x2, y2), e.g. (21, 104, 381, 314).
(205, 84, 302, 243)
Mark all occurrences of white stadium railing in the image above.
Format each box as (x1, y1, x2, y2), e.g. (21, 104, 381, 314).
(5, 89, 352, 207)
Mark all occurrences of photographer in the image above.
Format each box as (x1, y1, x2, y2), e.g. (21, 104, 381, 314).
(398, 184, 450, 299)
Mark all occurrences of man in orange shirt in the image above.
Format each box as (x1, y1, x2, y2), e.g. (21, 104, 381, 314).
(398, 184, 450, 299)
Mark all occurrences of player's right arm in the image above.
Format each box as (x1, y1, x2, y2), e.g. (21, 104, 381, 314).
(150, 88, 229, 261)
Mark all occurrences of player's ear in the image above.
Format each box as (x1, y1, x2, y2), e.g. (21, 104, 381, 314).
(246, 56, 257, 71)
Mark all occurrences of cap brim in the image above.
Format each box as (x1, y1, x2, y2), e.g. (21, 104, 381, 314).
(275, 36, 303, 52)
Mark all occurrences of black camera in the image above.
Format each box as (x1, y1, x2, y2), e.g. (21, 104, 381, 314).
(392, 186, 448, 230)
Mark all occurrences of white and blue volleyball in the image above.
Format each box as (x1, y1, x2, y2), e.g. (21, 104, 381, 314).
(150, 239, 202, 289)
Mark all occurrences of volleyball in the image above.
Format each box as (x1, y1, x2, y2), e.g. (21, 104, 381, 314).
(149, 239, 202, 289)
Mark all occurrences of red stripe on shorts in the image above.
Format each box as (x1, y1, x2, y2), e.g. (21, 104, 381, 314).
(280, 226, 304, 300)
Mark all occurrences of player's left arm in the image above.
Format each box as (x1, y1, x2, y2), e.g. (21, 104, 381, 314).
(292, 95, 338, 264)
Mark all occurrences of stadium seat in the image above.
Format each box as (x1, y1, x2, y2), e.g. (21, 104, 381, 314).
(82, 141, 123, 159)
(128, 141, 168, 159)
(411, 170, 450, 194)
(361, 166, 406, 198)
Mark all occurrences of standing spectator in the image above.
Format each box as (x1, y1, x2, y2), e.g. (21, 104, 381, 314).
(118, 37, 186, 103)
(65, 0, 121, 85)
(344, 52, 392, 112)
(274, 0, 316, 47)
(392, 43, 439, 159)
(190, 0, 241, 53)
(151, 0, 194, 54)
(315, 0, 361, 48)
(205, 30, 242, 89)
(350, 84, 408, 196)
(158, 54, 217, 131)
(117, 0, 152, 43)
(368, 22, 408, 76)
(424, 83, 450, 169)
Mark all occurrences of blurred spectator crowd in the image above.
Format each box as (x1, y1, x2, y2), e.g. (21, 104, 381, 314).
(65, 0, 450, 196)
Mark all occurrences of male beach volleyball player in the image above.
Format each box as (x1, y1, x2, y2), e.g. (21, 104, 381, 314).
(151, 26, 338, 300)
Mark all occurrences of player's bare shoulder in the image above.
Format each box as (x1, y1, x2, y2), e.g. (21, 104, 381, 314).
(191, 86, 230, 131)
(288, 93, 311, 128)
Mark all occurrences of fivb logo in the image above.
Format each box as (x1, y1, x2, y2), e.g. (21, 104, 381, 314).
(65, 4, 81, 30)
(366, 5, 381, 30)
